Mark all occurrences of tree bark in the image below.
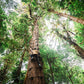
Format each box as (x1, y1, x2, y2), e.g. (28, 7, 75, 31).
(13, 49, 26, 84)
(48, 9, 84, 25)
(24, 19, 45, 84)
(56, 30, 84, 59)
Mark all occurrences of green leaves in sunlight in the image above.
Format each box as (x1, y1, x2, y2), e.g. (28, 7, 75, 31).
(59, 0, 84, 19)
(74, 23, 84, 49)
(0, 6, 7, 53)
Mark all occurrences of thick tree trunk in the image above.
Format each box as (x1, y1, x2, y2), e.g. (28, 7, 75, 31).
(24, 19, 45, 84)
(47, 57, 55, 84)
(13, 49, 26, 84)
(56, 31, 84, 58)
(48, 9, 84, 25)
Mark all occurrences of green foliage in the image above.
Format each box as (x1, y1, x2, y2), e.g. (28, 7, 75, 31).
(19, 71, 26, 84)
(74, 23, 84, 49)
(22, 0, 31, 3)
(40, 44, 83, 84)
(59, 0, 84, 19)
(0, 0, 84, 84)
(12, 14, 32, 47)
(0, 7, 7, 53)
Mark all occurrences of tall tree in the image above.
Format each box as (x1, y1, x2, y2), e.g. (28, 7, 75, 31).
(55, 29, 84, 59)
(48, 9, 84, 25)
(35, 0, 84, 25)
(24, 19, 45, 84)
(20, 1, 45, 83)
(1, 0, 84, 83)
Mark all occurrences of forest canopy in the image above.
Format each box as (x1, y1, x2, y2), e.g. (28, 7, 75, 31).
(0, 0, 84, 84)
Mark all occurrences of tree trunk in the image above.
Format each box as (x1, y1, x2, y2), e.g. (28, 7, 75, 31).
(47, 57, 55, 84)
(48, 9, 84, 25)
(24, 19, 45, 84)
(56, 30, 84, 59)
(13, 49, 26, 84)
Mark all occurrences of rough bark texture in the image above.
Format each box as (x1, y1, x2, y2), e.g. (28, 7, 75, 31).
(24, 19, 45, 84)
(48, 9, 84, 25)
(56, 30, 84, 59)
